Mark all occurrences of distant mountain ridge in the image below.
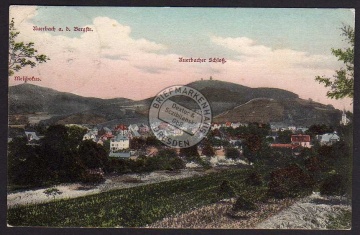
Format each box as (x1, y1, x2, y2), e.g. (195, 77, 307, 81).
(8, 81, 342, 126)
(186, 80, 340, 126)
(9, 83, 131, 115)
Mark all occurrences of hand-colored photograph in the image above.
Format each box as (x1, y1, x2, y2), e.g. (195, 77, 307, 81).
(7, 6, 354, 229)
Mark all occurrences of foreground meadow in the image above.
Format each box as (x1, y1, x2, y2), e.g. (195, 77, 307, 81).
(8, 168, 253, 227)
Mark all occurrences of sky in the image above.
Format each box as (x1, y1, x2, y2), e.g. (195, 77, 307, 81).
(9, 6, 355, 111)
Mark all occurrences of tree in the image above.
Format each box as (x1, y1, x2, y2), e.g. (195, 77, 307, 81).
(201, 141, 215, 157)
(277, 130, 293, 144)
(40, 125, 86, 182)
(180, 145, 200, 162)
(8, 137, 50, 186)
(8, 18, 49, 76)
(305, 124, 334, 138)
(315, 25, 354, 99)
(78, 140, 108, 169)
(157, 148, 178, 159)
(225, 147, 240, 160)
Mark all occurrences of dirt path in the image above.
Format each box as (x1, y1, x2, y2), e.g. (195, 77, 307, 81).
(149, 198, 297, 229)
(255, 192, 351, 229)
(149, 192, 351, 229)
(7, 169, 205, 207)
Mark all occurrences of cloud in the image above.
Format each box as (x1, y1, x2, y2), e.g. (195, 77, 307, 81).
(209, 35, 351, 111)
(211, 36, 271, 56)
(8, 6, 352, 111)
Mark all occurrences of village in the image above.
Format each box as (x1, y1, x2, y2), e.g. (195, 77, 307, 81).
(16, 109, 350, 162)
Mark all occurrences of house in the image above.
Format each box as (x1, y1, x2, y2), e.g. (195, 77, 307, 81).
(83, 132, 97, 141)
(114, 124, 129, 136)
(291, 134, 311, 148)
(138, 124, 150, 133)
(24, 131, 41, 145)
(100, 132, 114, 141)
(129, 129, 141, 138)
(296, 127, 309, 134)
(231, 122, 241, 129)
(211, 123, 221, 130)
(128, 124, 139, 132)
(317, 132, 340, 146)
(98, 127, 112, 136)
(288, 126, 297, 133)
(110, 133, 130, 151)
(25, 131, 40, 141)
(96, 138, 104, 146)
(225, 122, 232, 128)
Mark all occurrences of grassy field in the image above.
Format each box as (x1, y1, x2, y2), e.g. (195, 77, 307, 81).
(8, 168, 258, 227)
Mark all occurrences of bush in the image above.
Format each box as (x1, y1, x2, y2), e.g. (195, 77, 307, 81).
(245, 171, 263, 186)
(267, 164, 315, 199)
(232, 196, 257, 212)
(320, 174, 348, 196)
(169, 157, 186, 170)
(225, 147, 240, 159)
(218, 180, 236, 199)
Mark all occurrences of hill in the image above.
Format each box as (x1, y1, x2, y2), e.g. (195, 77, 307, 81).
(8, 83, 145, 126)
(8, 81, 342, 127)
(213, 97, 340, 126)
(186, 80, 299, 115)
(186, 80, 340, 126)
(9, 83, 131, 115)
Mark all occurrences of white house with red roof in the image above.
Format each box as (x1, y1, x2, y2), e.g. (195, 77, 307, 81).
(291, 134, 311, 148)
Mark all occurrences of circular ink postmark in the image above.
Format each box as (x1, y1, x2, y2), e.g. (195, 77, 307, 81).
(149, 85, 212, 148)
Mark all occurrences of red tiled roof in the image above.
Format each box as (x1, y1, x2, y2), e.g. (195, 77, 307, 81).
(291, 135, 310, 142)
(102, 133, 113, 138)
(271, 144, 293, 148)
(115, 124, 128, 131)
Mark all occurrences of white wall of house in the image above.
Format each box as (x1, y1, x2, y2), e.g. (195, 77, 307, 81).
(111, 138, 129, 151)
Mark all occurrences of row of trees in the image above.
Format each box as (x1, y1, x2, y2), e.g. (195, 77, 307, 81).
(8, 125, 108, 187)
(241, 121, 353, 197)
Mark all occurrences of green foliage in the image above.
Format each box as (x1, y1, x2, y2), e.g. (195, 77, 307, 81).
(305, 124, 334, 138)
(201, 141, 215, 157)
(145, 149, 185, 171)
(320, 173, 348, 196)
(8, 18, 50, 76)
(180, 145, 200, 162)
(326, 209, 352, 229)
(130, 137, 146, 150)
(232, 196, 257, 212)
(217, 180, 237, 199)
(8, 137, 51, 186)
(7, 124, 108, 187)
(8, 169, 252, 227)
(145, 136, 163, 146)
(225, 147, 240, 159)
(267, 164, 315, 199)
(244, 171, 263, 186)
(315, 25, 354, 99)
(78, 140, 108, 169)
(276, 130, 293, 144)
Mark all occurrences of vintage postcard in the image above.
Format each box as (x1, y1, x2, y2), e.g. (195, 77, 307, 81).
(7, 6, 354, 229)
